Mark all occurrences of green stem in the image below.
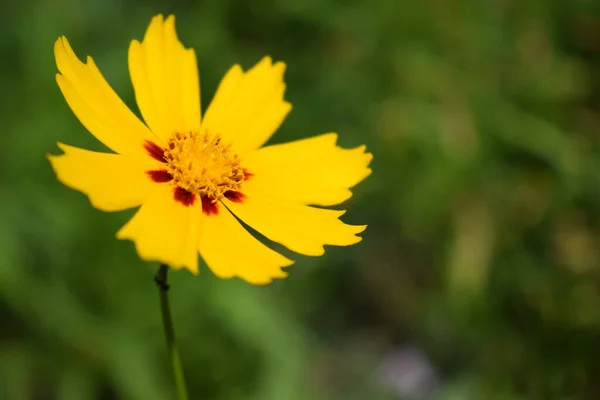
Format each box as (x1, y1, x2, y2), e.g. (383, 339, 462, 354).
(155, 264, 189, 400)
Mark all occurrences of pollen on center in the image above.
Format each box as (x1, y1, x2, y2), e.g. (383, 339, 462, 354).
(144, 130, 250, 214)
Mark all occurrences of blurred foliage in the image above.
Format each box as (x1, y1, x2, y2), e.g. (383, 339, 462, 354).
(1, 0, 600, 399)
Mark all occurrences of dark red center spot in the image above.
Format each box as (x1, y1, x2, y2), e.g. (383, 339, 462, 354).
(201, 196, 219, 215)
(144, 140, 167, 163)
(242, 168, 254, 180)
(147, 170, 173, 183)
(224, 191, 246, 203)
(174, 187, 196, 206)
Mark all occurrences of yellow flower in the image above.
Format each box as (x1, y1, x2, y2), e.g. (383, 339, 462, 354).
(48, 14, 372, 284)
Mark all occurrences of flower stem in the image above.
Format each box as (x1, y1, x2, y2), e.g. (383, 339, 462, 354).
(155, 264, 189, 400)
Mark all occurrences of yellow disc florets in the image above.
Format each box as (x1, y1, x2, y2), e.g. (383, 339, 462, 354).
(164, 130, 245, 200)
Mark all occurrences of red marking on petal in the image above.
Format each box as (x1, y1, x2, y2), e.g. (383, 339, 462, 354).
(174, 187, 196, 206)
(147, 170, 173, 183)
(224, 191, 246, 203)
(242, 168, 253, 181)
(144, 140, 167, 163)
(201, 196, 219, 216)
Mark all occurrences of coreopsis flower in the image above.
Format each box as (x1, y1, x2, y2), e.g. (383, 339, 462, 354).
(48, 14, 372, 284)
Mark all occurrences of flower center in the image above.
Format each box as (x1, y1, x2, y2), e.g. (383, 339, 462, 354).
(163, 130, 245, 201)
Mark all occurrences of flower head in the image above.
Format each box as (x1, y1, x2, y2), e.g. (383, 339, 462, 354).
(48, 15, 372, 284)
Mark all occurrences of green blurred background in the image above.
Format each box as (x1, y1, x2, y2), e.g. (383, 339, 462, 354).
(2, 0, 600, 399)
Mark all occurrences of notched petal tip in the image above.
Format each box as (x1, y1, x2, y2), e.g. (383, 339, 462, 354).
(54, 35, 83, 73)
(272, 61, 287, 77)
(146, 13, 178, 39)
(46, 149, 66, 169)
(322, 131, 372, 154)
(143, 14, 165, 42)
(56, 141, 69, 150)
(164, 14, 178, 32)
(150, 14, 165, 25)
(282, 100, 292, 113)
(47, 142, 83, 161)
(247, 56, 287, 82)
(329, 134, 373, 161)
(247, 269, 290, 285)
(46, 153, 62, 167)
(328, 133, 374, 188)
(353, 224, 368, 235)
(307, 221, 364, 255)
(252, 56, 287, 81)
(129, 39, 141, 49)
(258, 55, 273, 65)
(168, 257, 200, 275)
(54, 35, 67, 49)
(53, 36, 64, 56)
(348, 224, 367, 244)
(46, 143, 68, 174)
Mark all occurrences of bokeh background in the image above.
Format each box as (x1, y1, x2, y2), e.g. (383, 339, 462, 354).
(2, 0, 600, 399)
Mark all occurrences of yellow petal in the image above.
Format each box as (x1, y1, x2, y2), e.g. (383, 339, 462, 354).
(47, 143, 159, 212)
(198, 206, 293, 284)
(116, 184, 200, 273)
(244, 133, 372, 206)
(128, 14, 201, 141)
(202, 56, 291, 153)
(54, 36, 156, 156)
(224, 194, 366, 257)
